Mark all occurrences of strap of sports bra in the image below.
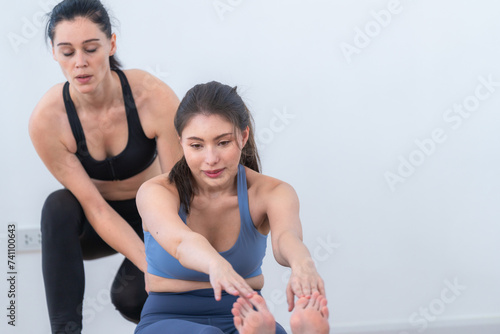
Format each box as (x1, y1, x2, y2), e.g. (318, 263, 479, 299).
(63, 82, 87, 151)
(114, 69, 142, 128)
(237, 165, 253, 227)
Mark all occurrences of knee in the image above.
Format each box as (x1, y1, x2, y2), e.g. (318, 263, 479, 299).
(111, 294, 143, 324)
(111, 281, 147, 324)
(41, 189, 81, 234)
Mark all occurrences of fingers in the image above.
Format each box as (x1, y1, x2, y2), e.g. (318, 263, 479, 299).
(290, 273, 325, 298)
(289, 279, 304, 299)
(232, 279, 255, 298)
(301, 282, 311, 297)
(223, 280, 254, 298)
(286, 282, 295, 312)
(299, 276, 325, 297)
(318, 277, 326, 296)
(213, 283, 222, 301)
(211, 273, 255, 301)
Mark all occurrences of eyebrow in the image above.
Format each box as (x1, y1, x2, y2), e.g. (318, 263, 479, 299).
(56, 38, 100, 47)
(186, 132, 233, 141)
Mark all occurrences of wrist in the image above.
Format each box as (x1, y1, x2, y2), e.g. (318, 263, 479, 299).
(290, 257, 317, 272)
(207, 256, 228, 274)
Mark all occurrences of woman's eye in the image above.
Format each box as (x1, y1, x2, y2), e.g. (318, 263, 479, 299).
(219, 141, 230, 146)
(86, 48, 97, 53)
(190, 144, 202, 149)
(63, 52, 74, 57)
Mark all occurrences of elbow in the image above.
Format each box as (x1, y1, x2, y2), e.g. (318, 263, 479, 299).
(173, 232, 199, 263)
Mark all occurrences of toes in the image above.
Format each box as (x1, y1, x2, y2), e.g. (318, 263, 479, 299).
(249, 294, 269, 312)
(233, 314, 243, 331)
(238, 297, 253, 314)
(318, 295, 328, 307)
(231, 304, 241, 317)
(321, 305, 330, 319)
(307, 291, 321, 309)
(294, 296, 309, 309)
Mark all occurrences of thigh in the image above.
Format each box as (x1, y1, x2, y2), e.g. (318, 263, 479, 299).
(136, 319, 224, 334)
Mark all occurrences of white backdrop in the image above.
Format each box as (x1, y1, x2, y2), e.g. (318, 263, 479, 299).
(1, 0, 500, 333)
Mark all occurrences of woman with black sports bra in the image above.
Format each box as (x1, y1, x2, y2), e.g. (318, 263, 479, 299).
(28, 0, 182, 332)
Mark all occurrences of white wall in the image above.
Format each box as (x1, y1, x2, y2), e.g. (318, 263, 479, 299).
(1, 0, 500, 333)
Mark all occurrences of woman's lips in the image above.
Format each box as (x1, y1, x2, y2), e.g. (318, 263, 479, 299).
(75, 75, 92, 84)
(204, 169, 224, 178)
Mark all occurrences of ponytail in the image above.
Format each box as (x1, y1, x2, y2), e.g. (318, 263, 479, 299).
(168, 156, 194, 214)
(239, 108, 261, 173)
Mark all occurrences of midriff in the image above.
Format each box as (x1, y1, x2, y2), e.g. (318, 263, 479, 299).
(146, 272, 264, 293)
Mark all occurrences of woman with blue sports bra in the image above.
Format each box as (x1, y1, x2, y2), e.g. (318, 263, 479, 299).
(29, 0, 182, 332)
(135, 81, 330, 334)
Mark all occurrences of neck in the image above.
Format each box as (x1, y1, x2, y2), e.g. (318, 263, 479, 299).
(194, 175, 238, 200)
(70, 69, 121, 112)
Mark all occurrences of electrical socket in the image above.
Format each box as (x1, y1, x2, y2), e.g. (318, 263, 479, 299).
(18, 227, 42, 252)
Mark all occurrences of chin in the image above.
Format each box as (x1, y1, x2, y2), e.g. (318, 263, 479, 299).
(73, 83, 95, 94)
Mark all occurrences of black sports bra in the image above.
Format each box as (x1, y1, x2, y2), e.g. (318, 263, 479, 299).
(63, 69, 157, 181)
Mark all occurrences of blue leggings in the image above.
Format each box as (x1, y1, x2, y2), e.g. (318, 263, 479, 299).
(135, 289, 287, 334)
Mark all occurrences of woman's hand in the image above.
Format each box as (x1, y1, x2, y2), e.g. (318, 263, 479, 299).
(209, 259, 255, 301)
(286, 258, 325, 311)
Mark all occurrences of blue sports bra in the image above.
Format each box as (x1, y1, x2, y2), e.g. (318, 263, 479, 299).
(63, 69, 157, 181)
(144, 164, 268, 281)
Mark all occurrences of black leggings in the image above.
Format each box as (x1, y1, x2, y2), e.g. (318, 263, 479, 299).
(41, 189, 148, 334)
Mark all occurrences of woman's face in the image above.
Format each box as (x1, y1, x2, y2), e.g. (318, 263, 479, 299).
(180, 113, 249, 191)
(51, 16, 116, 94)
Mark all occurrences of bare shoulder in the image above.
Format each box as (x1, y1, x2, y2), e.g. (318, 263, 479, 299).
(123, 69, 177, 102)
(29, 83, 69, 143)
(138, 172, 179, 202)
(245, 167, 297, 202)
(122, 69, 179, 139)
(136, 172, 181, 232)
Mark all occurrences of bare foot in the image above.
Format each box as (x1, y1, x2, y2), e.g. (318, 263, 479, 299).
(231, 294, 276, 334)
(290, 291, 330, 334)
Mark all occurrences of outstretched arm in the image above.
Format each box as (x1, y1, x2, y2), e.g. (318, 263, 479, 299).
(137, 178, 255, 301)
(266, 182, 325, 311)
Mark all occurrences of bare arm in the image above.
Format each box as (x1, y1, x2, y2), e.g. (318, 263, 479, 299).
(266, 182, 325, 311)
(137, 178, 254, 300)
(129, 70, 183, 173)
(29, 92, 147, 272)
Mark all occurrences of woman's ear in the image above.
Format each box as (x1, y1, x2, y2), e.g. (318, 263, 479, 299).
(109, 33, 117, 56)
(241, 126, 250, 147)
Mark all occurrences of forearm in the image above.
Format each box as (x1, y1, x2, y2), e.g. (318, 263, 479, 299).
(175, 232, 227, 274)
(86, 207, 147, 272)
(275, 231, 315, 270)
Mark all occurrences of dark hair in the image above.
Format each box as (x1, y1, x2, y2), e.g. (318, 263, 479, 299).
(46, 0, 121, 70)
(169, 81, 261, 213)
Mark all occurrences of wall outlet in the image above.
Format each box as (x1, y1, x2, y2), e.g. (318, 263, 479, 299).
(18, 227, 42, 252)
